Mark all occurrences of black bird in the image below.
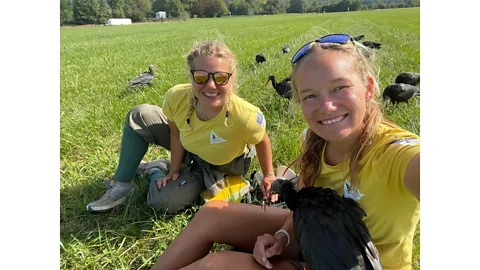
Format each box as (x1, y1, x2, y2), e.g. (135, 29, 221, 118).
(282, 45, 291, 54)
(382, 83, 420, 105)
(270, 179, 383, 270)
(395, 72, 420, 86)
(353, 35, 365, 41)
(256, 53, 266, 64)
(265, 75, 293, 100)
(129, 64, 160, 89)
(362, 41, 382, 49)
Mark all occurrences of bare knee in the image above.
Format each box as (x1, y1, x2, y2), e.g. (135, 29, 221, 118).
(195, 253, 229, 270)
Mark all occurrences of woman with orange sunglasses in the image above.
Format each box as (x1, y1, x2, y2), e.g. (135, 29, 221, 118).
(86, 41, 276, 214)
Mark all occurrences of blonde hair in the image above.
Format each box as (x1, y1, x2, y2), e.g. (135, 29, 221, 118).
(185, 41, 237, 131)
(292, 41, 385, 189)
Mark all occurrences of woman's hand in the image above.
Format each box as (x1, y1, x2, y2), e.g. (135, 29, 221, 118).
(156, 171, 181, 189)
(253, 233, 286, 269)
(262, 175, 279, 203)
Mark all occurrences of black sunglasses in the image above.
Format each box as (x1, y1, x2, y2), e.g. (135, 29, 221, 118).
(190, 70, 233, 86)
(291, 34, 354, 65)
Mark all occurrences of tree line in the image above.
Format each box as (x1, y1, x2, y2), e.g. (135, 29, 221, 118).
(60, 0, 420, 26)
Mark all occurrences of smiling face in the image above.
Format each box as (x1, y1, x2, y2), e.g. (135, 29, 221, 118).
(190, 56, 234, 110)
(293, 50, 374, 144)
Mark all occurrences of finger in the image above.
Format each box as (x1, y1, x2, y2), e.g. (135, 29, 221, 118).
(271, 194, 279, 203)
(162, 177, 169, 187)
(253, 238, 271, 269)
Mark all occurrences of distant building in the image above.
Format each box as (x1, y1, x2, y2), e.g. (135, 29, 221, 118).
(156, 11, 167, 19)
(106, 18, 132, 25)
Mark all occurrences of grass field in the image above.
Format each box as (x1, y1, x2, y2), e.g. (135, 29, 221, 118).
(60, 8, 420, 269)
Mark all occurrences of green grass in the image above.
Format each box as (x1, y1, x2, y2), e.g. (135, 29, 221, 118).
(61, 8, 420, 269)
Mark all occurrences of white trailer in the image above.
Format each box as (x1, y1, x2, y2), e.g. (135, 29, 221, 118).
(106, 18, 132, 26)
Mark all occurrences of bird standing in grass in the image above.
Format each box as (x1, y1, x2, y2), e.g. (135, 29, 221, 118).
(256, 53, 266, 64)
(264, 75, 293, 100)
(129, 64, 160, 89)
(270, 179, 383, 270)
(282, 45, 291, 54)
(382, 83, 419, 105)
(395, 72, 420, 86)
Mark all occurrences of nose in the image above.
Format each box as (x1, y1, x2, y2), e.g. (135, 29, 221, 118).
(205, 75, 217, 88)
(318, 98, 337, 115)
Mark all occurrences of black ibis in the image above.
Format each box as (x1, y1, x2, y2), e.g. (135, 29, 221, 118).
(395, 72, 420, 86)
(129, 64, 160, 89)
(382, 83, 420, 105)
(270, 179, 383, 270)
(265, 75, 293, 100)
(256, 53, 266, 64)
(362, 41, 382, 49)
(282, 45, 291, 54)
(353, 35, 365, 41)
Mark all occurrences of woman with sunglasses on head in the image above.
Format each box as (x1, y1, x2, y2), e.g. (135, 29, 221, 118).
(86, 41, 276, 214)
(151, 34, 420, 270)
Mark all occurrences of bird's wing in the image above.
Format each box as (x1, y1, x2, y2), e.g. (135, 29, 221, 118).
(342, 198, 383, 269)
(294, 206, 362, 270)
(130, 73, 153, 85)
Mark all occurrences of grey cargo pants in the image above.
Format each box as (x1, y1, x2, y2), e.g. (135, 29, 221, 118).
(119, 104, 254, 214)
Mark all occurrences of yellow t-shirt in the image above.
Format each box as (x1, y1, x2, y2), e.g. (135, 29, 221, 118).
(313, 122, 420, 270)
(162, 84, 266, 165)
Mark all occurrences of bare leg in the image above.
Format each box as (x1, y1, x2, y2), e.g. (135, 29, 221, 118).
(180, 250, 305, 270)
(151, 201, 293, 270)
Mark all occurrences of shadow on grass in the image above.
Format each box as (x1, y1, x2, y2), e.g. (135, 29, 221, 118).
(60, 174, 202, 251)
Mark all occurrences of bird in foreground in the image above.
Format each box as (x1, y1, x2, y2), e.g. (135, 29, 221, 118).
(395, 72, 420, 86)
(256, 53, 266, 64)
(265, 75, 293, 100)
(282, 45, 291, 54)
(362, 41, 382, 49)
(129, 64, 160, 89)
(353, 35, 365, 41)
(382, 83, 420, 105)
(270, 179, 383, 270)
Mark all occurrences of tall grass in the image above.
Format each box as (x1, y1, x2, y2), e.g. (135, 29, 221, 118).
(61, 8, 420, 269)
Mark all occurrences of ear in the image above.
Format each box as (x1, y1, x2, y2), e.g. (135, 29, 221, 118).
(365, 76, 375, 101)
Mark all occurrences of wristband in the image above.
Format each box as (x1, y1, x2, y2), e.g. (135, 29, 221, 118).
(274, 229, 291, 247)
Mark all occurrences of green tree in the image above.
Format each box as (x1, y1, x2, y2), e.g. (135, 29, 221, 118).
(191, 0, 228, 17)
(227, 0, 249, 15)
(98, 0, 112, 23)
(152, 0, 167, 12)
(73, 0, 101, 24)
(60, 0, 73, 25)
(109, 0, 126, 17)
(165, 0, 184, 17)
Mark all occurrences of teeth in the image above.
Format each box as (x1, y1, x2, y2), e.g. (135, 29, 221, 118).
(321, 115, 345, 125)
(204, 92, 219, 97)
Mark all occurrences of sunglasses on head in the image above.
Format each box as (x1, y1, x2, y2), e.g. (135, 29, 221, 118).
(190, 70, 233, 86)
(291, 34, 354, 65)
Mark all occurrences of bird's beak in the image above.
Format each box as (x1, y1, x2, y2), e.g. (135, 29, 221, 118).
(264, 80, 270, 88)
(153, 65, 160, 71)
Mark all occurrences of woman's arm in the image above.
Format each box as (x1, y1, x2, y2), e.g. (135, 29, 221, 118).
(168, 120, 185, 173)
(254, 132, 276, 196)
(157, 120, 185, 188)
(404, 153, 420, 201)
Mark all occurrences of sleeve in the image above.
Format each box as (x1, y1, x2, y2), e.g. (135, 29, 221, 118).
(161, 88, 175, 120)
(246, 111, 266, 145)
(378, 138, 420, 194)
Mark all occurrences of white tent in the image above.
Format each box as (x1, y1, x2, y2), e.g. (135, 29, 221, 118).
(155, 12, 167, 19)
(106, 18, 132, 26)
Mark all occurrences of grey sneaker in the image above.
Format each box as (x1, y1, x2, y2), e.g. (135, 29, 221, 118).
(86, 181, 134, 212)
(136, 159, 169, 176)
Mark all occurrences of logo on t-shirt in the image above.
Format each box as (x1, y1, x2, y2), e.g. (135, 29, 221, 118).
(256, 112, 266, 129)
(390, 138, 420, 145)
(210, 130, 227, 144)
(344, 180, 364, 201)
